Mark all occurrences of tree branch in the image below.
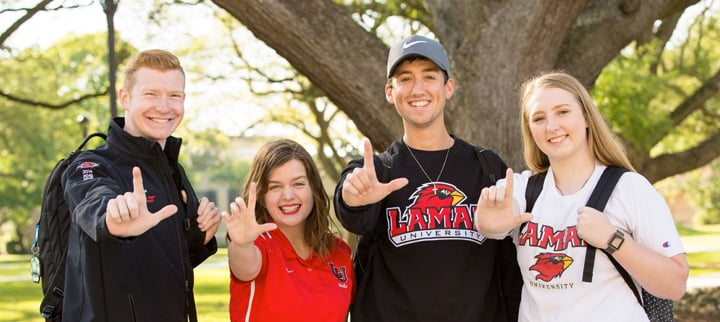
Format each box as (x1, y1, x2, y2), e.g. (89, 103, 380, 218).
(0, 88, 109, 109)
(644, 131, 720, 183)
(645, 69, 720, 146)
(558, 0, 699, 87)
(0, 0, 54, 48)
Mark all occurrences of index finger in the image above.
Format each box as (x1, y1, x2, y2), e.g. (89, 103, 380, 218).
(362, 139, 374, 171)
(132, 167, 146, 202)
(504, 168, 514, 202)
(247, 182, 257, 214)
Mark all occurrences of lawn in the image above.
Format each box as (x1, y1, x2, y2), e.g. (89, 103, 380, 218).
(0, 250, 231, 322)
(1, 226, 718, 321)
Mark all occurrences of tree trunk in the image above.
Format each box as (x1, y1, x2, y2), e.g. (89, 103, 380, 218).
(211, 0, 710, 181)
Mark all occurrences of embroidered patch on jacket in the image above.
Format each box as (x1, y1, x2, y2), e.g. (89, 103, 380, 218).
(77, 162, 99, 181)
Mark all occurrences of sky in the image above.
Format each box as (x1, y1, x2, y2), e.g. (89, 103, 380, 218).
(2, 0, 292, 138)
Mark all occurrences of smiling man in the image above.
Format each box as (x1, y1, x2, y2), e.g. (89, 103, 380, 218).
(61, 49, 221, 322)
(334, 35, 522, 322)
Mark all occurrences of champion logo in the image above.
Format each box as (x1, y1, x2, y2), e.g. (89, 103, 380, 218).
(403, 40, 427, 49)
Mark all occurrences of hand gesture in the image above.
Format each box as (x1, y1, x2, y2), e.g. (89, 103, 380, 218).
(105, 167, 178, 237)
(341, 139, 408, 207)
(222, 182, 277, 246)
(576, 206, 616, 249)
(475, 168, 532, 238)
(197, 197, 221, 244)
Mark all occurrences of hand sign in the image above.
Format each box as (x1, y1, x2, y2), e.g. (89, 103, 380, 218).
(475, 168, 532, 239)
(222, 182, 278, 246)
(341, 139, 408, 207)
(105, 167, 178, 237)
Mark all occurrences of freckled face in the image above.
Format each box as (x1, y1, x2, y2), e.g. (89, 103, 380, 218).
(526, 87, 589, 163)
(263, 159, 313, 231)
(119, 67, 185, 148)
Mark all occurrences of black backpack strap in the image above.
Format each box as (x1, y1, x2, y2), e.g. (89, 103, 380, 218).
(582, 166, 628, 283)
(521, 172, 546, 233)
(581, 167, 641, 305)
(606, 251, 643, 305)
(525, 172, 547, 213)
(474, 147, 507, 184)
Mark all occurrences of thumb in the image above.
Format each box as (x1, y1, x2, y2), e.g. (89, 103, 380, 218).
(385, 178, 409, 192)
(259, 222, 278, 233)
(153, 205, 178, 223)
(514, 212, 533, 225)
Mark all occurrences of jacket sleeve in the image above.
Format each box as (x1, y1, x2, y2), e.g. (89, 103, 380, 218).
(333, 157, 383, 235)
(63, 152, 130, 243)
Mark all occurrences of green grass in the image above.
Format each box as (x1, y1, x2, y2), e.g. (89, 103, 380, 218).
(1, 228, 719, 321)
(0, 250, 231, 322)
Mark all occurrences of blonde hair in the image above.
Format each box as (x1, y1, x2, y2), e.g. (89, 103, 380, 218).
(122, 49, 185, 92)
(519, 71, 635, 173)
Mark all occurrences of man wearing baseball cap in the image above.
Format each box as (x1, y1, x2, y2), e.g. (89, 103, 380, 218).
(335, 35, 522, 321)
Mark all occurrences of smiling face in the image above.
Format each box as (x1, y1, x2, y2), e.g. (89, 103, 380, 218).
(263, 159, 314, 233)
(385, 58, 454, 132)
(526, 87, 589, 165)
(119, 67, 185, 148)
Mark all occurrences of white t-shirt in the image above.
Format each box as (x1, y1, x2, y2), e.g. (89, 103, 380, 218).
(498, 164, 685, 322)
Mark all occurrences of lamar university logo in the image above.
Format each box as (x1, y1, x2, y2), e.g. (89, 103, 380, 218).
(530, 253, 574, 282)
(385, 182, 485, 246)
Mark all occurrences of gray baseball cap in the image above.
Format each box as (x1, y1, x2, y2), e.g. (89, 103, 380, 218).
(386, 35, 451, 79)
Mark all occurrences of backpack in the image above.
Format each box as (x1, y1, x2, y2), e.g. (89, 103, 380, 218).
(524, 166, 674, 322)
(31, 132, 107, 321)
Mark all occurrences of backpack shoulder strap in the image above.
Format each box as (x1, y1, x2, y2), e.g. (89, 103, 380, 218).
(580, 167, 641, 304)
(584, 166, 627, 212)
(520, 171, 546, 233)
(474, 147, 507, 184)
(525, 172, 547, 213)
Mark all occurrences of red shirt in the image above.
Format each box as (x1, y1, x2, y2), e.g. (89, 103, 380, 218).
(229, 230, 354, 322)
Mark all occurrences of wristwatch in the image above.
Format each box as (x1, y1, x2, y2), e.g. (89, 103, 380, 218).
(605, 229, 625, 254)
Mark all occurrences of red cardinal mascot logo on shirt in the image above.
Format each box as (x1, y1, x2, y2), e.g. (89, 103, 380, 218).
(409, 182, 465, 213)
(529, 252, 574, 282)
(387, 182, 484, 246)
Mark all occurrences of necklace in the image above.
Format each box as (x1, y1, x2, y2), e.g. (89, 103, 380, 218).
(406, 142, 451, 194)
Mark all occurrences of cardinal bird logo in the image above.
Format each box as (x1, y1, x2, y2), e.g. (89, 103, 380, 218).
(407, 182, 466, 213)
(530, 252, 574, 282)
(386, 181, 482, 246)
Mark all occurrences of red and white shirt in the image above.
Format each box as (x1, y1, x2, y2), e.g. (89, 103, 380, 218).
(229, 230, 354, 322)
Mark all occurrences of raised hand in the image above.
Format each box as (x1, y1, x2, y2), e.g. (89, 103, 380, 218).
(105, 167, 178, 237)
(197, 197, 221, 244)
(341, 139, 408, 207)
(475, 168, 532, 239)
(222, 182, 278, 246)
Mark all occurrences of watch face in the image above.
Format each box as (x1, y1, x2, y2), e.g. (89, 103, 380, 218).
(610, 237, 623, 248)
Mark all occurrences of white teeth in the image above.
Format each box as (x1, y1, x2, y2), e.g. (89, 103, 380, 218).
(281, 205, 300, 212)
(549, 136, 565, 143)
(410, 101, 428, 107)
(150, 118, 170, 123)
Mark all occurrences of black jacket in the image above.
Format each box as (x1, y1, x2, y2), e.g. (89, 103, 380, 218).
(62, 118, 217, 322)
